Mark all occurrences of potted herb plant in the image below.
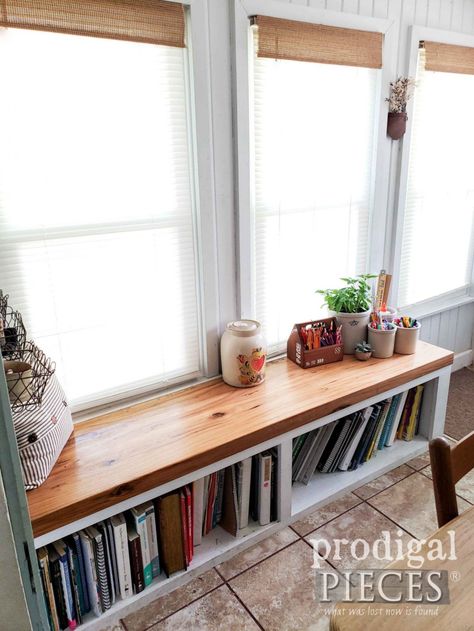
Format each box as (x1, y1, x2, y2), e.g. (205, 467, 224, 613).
(386, 76, 415, 140)
(316, 274, 376, 355)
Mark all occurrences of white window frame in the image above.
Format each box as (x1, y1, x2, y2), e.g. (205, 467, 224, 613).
(232, 0, 397, 322)
(390, 25, 474, 320)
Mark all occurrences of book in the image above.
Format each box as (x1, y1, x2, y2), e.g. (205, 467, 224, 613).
(318, 419, 347, 472)
(142, 502, 161, 578)
(52, 540, 77, 629)
(367, 401, 391, 461)
(127, 523, 145, 594)
(180, 489, 190, 567)
(386, 391, 408, 446)
(184, 486, 193, 563)
(130, 505, 153, 587)
(292, 430, 317, 481)
(212, 469, 225, 528)
(349, 405, 379, 470)
(38, 547, 60, 631)
(378, 396, 400, 448)
(192, 477, 205, 546)
(96, 522, 116, 605)
(361, 404, 384, 464)
(250, 455, 259, 522)
(292, 434, 307, 464)
(330, 413, 362, 472)
(155, 492, 187, 577)
(203, 472, 217, 535)
(79, 530, 101, 617)
(64, 540, 83, 625)
(220, 464, 240, 536)
(269, 448, 279, 522)
(257, 452, 272, 526)
(339, 407, 373, 471)
(85, 526, 111, 612)
(297, 429, 322, 484)
(48, 547, 69, 629)
(397, 388, 416, 439)
(110, 513, 133, 600)
(105, 519, 121, 598)
(70, 533, 90, 614)
(299, 424, 334, 483)
(236, 457, 252, 529)
(320, 417, 354, 474)
(375, 398, 393, 451)
(403, 384, 424, 440)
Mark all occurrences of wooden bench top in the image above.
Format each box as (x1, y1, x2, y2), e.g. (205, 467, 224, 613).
(27, 342, 453, 537)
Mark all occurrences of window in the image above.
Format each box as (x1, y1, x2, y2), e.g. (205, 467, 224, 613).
(250, 17, 382, 351)
(0, 1, 202, 408)
(398, 42, 474, 307)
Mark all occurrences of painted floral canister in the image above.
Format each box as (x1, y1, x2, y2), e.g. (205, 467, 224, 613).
(221, 320, 267, 388)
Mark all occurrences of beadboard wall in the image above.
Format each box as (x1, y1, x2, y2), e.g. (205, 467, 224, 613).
(205, 0, 474, 363)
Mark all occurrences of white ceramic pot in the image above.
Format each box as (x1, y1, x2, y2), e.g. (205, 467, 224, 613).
(394, 322, 421, 355)
(335, 310, 371, 355)
(220, 320, 267, 388)
(380, 306, 397, 322)
(367, 324, 397, 359)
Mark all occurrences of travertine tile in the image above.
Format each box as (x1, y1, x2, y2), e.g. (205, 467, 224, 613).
(305, 503, 411, 572)
(147, 585, 258, 631)
(368, 472, 471, 539)
(123, 569, 222, 630)
(353, 464, 414, 500)
(406, 451, 431, 470)
(291, 492, 361, 536)
(216, 527, 299, 580)
(98, 624, 126, 631)
(421, 465, 474, 504)
(230, 540, 333, 631)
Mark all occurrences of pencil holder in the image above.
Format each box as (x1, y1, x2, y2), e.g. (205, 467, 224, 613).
(394, 321, 421, 355)
(287, 318, 343, 368)
(367, 323, 396, 359)
(380, 306, 397, 323)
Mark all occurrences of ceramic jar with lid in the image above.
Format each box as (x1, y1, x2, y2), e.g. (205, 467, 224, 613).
(220, 320, 267, 387)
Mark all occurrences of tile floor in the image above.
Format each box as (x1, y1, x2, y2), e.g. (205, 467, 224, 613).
(108, 440, 472, 631)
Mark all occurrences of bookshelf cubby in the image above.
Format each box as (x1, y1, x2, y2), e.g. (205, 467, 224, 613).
(28, 342, 453, 629)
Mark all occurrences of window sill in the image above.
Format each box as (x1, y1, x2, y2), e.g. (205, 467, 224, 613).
(398, 291, 474, 321)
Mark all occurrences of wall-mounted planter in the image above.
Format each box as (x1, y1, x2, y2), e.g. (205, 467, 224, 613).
(387, 112, 407, 140)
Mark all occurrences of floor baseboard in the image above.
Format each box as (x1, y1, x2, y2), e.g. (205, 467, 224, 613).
(452, 349, 473, 372)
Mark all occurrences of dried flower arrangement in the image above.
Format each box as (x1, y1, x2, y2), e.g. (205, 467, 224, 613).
(386, 76, 415, 113)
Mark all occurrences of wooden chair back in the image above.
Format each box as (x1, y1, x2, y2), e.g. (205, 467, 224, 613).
(429, 431, 474, 527)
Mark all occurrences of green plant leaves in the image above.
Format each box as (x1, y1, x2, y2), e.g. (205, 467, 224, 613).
(315, 274, 376, 313)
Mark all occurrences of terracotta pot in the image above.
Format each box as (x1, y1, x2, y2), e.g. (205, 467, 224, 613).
(387, 112, 407, 140)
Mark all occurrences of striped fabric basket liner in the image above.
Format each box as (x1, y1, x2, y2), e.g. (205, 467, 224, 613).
(12, 374, 73, 490)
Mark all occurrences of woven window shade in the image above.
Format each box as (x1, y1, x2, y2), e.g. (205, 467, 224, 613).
(422, 41, 474, 75)
(252, 15, 382, 69)
(0, 0, 185, 47)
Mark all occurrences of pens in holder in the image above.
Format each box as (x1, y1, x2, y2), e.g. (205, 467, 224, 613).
(299, 320, 341, 350)
(394, 316, 418, 329)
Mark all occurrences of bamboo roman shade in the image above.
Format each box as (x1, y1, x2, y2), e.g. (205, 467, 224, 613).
(252, 15, 382, 69)
(422, 41, 474, 75)
(0, 0, 185, 47)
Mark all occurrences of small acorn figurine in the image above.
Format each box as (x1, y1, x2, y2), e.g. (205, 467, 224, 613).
(354, 341, 373, 361)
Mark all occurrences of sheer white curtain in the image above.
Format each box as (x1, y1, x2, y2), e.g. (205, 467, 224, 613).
(252, 40, 380, 350)
(0, 28, 200, 407)
(398, 48, 474, 307)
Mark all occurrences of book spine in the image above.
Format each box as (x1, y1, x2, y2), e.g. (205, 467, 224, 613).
(93, 535, 111, 611)
(38, 553, 58, 631)
(72, 534, 90, 613)
(128, 537, 145, 594)
(79, 535, 101, 617)
(145, 506, 161, 578)
(258, 454, 272, 526)
(192, 478, 204, 546)
(133, 511, 152, 587)
(180, 490, 190, 567)
(57, 553, 77, 629)
(185, 487, 193, 562)
(66, 546, 82, 625)
(50, 558, 68, 629)
(112, 520, 133, 599)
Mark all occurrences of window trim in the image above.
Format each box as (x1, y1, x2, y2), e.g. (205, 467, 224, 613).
(390, 25, 474, 311)
(232, 0, 396, 324)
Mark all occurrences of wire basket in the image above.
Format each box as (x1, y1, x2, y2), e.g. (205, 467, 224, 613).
(1, 307, 27, 358)
(0, 290, 8, 319)
(3, 342, 56, 410)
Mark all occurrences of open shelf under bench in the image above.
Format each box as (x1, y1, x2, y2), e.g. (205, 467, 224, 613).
(28, 341, 453, 542)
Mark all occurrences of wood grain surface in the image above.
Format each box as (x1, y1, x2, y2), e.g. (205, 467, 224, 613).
(330, 504, 474, 630)
(27, 342, 453, 537)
